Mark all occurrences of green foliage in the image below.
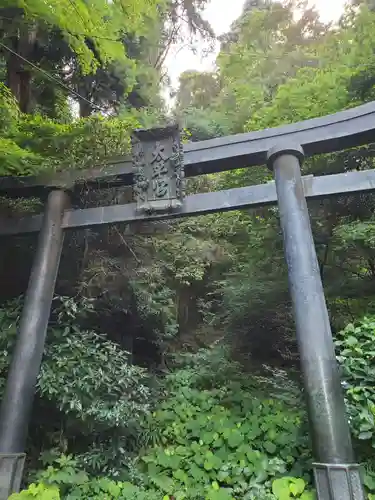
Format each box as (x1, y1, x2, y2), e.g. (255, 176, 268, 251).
(178, 0, 329, 137)
(40, 297, 150, 431)
(0, 101, 140, 176)
(172, 0, 375, 378)
(272, 477, 315, 499)
(0, 296, 151, 476)
(0, 83, 20, 134)
(151, 230, 221, 286)
(9, 335, 375, 499)
(175, 71, 221, 113)
(0, 83, 43, 175)
(335, 317, 375, 450)
(13, 364, 312, 499)
(10, 455, 160, 499)
(241, 5, 375, 131)
(135, 352, 311, 500)
(334, 220, 375, 250)
(9, 483, 60, 499)
(364, 465, 375, 499)
(130, 263, 179, 351)
(10, 0, 161, 75)
(168, 344, 243, 391)
(126, 216, 232, 355)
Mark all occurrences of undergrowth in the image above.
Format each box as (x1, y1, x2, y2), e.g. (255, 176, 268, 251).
(9, 315, 375, 499)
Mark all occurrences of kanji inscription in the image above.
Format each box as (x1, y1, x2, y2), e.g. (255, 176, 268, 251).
(132, 125, 185, 213)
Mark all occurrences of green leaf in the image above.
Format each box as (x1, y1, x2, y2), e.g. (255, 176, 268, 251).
(204, 461, 214, 471)
(289, 478, 306, 496)
(345, 336, 358, 346)
(227, 430, 244, 448)
(189, 464, 206, 482)
(173, 468, 188, 483)
(206, 487, 233, 500)
(358, 431, 372, 440)
(150, 474, 175, 492)
(364, 472, 375, 489)
(263, 441, 277, 453)
(300, 492, 316, 500)
(272, 478, 292, 499)
(212, 481, 220, 490)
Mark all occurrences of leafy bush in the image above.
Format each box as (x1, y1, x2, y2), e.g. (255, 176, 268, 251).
(167, 344, 243, 392)
(9, 455, 160, 500)
(9, 342, 315, 499)
(6, 306, 375, 499)
(0, 296, 152, 476)
(0, 82, 142, 177)
(335, 316, 375, 451)
(272, 477, 315, 499)
(11, 389, 314, 498)
(137, 367, 312, 499)
(364, 465, 375, 499)
(9, 483, 60, 499)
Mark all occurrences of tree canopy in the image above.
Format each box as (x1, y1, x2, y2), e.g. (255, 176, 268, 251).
(4, 0, 159, 72)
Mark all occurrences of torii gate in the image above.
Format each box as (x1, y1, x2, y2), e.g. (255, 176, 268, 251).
(0, 102, 374, 499)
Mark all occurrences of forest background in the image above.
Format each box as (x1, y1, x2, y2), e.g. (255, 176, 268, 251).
(0, 0, 374, 499)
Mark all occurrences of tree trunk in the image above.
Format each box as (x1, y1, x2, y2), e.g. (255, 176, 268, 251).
(19, 70, 32, 113)
(6, 24, 36, 113)
(6, 54, 31, 114)
(79, 99, 92, 117)
(6, 37, 22, 104)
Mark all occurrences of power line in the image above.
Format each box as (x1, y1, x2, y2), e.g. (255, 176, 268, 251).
(0, 40, 107, 113)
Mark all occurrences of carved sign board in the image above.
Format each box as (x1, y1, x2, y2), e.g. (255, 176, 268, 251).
(132, 125, 185, 213)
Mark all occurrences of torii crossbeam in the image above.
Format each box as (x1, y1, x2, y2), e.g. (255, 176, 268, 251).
(0, 103, 374, 500)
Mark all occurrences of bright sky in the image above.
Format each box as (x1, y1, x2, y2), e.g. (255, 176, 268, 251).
(165, 0, 348, 90)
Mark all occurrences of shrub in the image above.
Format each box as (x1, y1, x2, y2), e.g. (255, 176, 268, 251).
(9, 483, 60, 499)
(138, 370, 312, 499)
(0, 296, 152, 477)
(335, 316, 375, 451)
(11, 358, 315, 499)
(9, 455, 160, 500)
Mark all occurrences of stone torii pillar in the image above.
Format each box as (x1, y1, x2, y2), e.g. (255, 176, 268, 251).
(0, 190, 69, 498)
(267, 143, 365, 500)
